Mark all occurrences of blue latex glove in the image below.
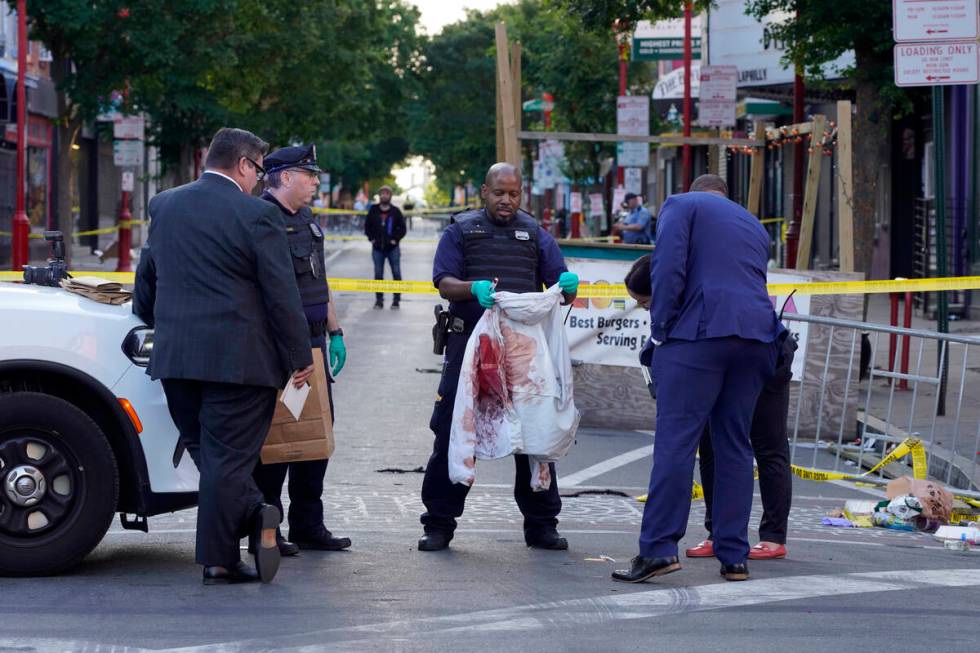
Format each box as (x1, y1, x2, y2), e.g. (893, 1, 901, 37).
(558, 271, 579, 295)
(471, 280, 496, 308)
(328, 334, 346, 377)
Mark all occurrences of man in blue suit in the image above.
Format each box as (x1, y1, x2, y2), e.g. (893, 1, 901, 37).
(613, 174, 781, 584)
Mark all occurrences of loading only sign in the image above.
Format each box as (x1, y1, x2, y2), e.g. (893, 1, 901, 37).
(894, 41, 979, 87)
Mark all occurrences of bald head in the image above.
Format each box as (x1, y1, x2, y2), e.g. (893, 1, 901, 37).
(485, 162, 522, 187)
(689, 174, 728, 196)
(481, 162, 523, 223)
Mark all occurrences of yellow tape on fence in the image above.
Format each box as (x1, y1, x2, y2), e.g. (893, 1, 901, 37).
(787, 437, 928, 484)
(636, 438, 933, 505)
(330, 278, 439, 294)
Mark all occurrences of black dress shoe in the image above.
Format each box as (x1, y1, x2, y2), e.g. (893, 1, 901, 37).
(251, 504, 281, 583)
(720, 562, 749, 581)
(418, 531, 452, 551)
(203, 561, 259, 585)
(290, 527, 352, 551)
(611, 556, 682, 583)
(525, 530, 569, 550)
(248, 528, 299, 557)
(277, 533, 300, 557)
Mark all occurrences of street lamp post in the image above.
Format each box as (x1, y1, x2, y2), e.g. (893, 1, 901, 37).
(682, 1, 693, 191)
(11, 0, 29, 270)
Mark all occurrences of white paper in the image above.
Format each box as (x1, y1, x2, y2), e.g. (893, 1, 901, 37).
(280, 379, 311, 421)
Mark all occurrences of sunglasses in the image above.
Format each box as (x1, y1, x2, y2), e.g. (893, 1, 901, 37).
(243, 156, 266, 181)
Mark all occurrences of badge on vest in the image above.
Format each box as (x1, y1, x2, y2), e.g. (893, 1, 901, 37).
(514, 230, 530, 241)
(309, 223, 323, 238)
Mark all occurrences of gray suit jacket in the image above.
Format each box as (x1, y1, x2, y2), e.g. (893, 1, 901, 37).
(133, 173, 313, 388)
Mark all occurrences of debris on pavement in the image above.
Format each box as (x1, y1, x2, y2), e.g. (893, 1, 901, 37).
(821, 517, 855, 528)
(843, 500, 877, 528)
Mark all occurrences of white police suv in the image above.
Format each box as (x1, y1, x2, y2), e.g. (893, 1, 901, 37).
(0, 279, 197, 576)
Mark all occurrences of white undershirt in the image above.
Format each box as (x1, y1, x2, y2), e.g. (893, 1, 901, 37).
(203, 170, 243, 193)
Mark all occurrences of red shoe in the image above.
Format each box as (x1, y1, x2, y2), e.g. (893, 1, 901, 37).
(748, 542, 787, 560)
(685, 539, 715, 558)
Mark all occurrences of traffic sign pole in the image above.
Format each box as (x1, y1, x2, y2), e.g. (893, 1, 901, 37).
(682, 1, 692, 191)
(932, 86, 949, 414)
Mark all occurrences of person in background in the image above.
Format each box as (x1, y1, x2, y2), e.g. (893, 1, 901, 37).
(624, 254, 796, 563)
(365, 185, 407, 309)
(612, 193, 654, 245)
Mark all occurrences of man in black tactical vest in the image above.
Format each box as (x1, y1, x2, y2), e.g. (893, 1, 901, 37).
(418, 162, 580, 552)
(251, 144, 352, 555)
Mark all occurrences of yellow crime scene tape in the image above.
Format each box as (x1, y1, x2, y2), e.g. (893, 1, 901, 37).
(311, 206, 470, 217)
(0, 220, 149, 239)
(637, 437, 980, 512)
(5, 274, 980, 299)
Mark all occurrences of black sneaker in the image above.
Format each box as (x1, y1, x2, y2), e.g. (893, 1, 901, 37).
(374, 301, 384, 309)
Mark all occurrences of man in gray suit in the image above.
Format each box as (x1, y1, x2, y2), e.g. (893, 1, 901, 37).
(133, 127, 314, 585)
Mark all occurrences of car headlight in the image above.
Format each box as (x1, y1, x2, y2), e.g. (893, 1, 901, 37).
(123, 326, 154, 367)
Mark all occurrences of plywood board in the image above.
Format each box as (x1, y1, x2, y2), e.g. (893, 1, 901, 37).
(795, 114, 826, 270)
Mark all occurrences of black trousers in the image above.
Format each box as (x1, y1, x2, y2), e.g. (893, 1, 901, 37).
(253, 339, 336, 536)
(420, 332, 561, 536)
(698, 339, 794, 544)
(161, 379, 277, 567)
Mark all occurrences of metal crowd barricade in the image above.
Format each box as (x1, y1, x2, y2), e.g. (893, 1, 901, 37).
(782, 312, 980, 499)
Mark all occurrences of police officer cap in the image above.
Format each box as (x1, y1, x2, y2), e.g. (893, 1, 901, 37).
(264, 144, 322, 175)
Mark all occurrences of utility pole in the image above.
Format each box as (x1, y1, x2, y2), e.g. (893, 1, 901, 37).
(682, 1, 693, 191)
(10, 0, 29, 270)
(785, 7, 805, 268)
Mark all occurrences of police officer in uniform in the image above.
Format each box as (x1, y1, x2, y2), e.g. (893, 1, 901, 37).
(251, 144, 352, 554)
(418, 162, 580, 552)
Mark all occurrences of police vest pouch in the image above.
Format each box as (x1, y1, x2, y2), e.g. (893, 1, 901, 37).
(261, 349, 334, 464)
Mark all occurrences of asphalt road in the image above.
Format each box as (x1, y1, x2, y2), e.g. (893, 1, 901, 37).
(3, 239, 978, 653)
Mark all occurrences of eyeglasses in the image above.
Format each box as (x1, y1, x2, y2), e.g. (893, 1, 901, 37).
(244, 156, 266, 181)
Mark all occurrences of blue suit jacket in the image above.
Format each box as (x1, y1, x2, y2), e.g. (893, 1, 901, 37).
(649, 191, 780, 344)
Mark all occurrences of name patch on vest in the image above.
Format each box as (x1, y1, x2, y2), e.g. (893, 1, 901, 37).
(514, 230, 530, 241)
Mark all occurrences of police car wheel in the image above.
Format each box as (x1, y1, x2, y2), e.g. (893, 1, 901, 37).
(0, 392, 119, 576)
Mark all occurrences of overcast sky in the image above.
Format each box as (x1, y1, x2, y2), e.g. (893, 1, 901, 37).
(409, 0, 514, 35)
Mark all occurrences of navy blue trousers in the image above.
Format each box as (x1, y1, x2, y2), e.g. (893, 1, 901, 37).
(420, 332, 561, 536)
(640, 336, 776, 565)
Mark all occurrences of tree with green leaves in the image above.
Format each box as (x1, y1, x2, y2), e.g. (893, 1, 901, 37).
(561, 0, 903, 275)
(744, 0, 901, 275)
(28, 0, 423, 258)
(29, 0, 238, 253)
(410, 0, 655, 194)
